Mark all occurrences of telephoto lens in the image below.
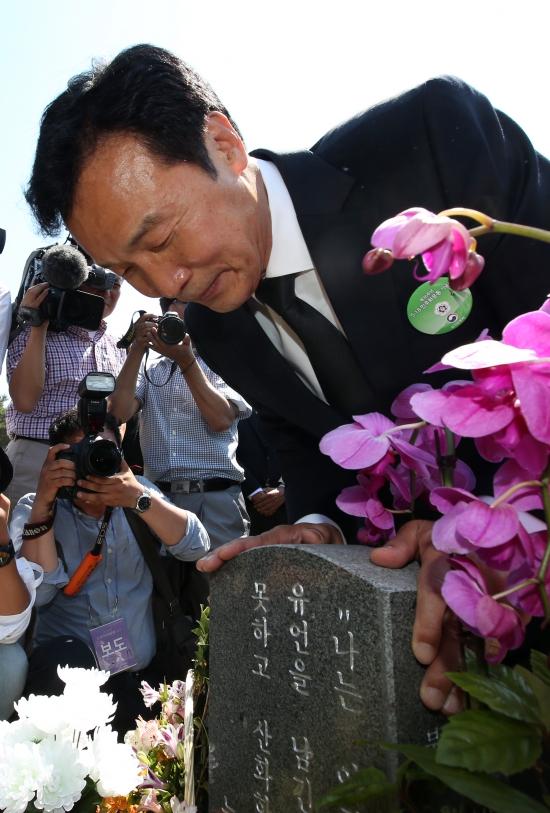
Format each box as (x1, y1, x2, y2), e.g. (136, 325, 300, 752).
(156, 311, 187, 344)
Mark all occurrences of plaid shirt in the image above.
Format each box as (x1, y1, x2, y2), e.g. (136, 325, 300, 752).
(135, 352, 251, 483)
(7, 323, 125, 440)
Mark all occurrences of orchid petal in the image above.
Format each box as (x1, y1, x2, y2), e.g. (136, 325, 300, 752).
(409, 389, 451, 427)
(444, 387, 516, 437)
(392, 213, 453, 258)
(419, 237, 454, 283)
(511, 365, 550, 445)
(430, 486, 477, 513)
(441, 340, 537, 369)
(391, 383, 433, 419)
(336, 485, 370, 516)
(366, 498, 395, 530)
(371, 209, 427, 251)
(391, 436, 436, 478)
(502, 310, 550, 357)
(441, 569, 483, 632)
(493, 459, 543, 511)
(432, 503, 477, 554)
(319, 422, 391, 469)
(352, 412, 396, 433)
(456, 500, 520, 548)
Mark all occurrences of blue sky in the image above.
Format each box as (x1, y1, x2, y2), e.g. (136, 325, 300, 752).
(1, 0, 550, 392)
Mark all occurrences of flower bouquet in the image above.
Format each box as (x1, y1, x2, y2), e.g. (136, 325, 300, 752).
(0, 666, 140, 813)
(124, 606, 210, 813)
(317, 208, 550, 812)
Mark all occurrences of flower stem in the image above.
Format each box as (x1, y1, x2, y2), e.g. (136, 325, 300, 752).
(491, 579, 539, 601)
(441, 428, 456, 488)
(536, 472, 550, 622)
(409, 428, 421, 521)
(470, 221, 550, 245)
(437, 208, 495, 228)
(490, 480, 543, 509)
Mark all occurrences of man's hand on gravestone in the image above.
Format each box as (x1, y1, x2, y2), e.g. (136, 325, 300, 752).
(369, 519, 463, 716)
(196, 522, 344, 572)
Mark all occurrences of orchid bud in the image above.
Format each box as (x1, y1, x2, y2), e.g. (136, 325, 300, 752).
(362, 247, 394, 275)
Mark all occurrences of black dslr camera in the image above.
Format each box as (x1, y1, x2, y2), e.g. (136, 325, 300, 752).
(56, 372, 122, 500)
(149, 311, 187, 345)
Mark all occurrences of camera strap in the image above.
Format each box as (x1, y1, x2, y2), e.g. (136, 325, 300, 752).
(117, 310, 146, 350)
(63, 505, 114, 596)
(143, 348, 178, 387)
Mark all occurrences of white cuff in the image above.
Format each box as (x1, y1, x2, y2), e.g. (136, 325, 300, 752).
(294, 514, 346, 543)
(247, 488, 264, 499)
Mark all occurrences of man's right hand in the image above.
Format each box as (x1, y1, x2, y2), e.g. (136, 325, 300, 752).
(20, 282, 50, 328)
(197, 522, 344, 572)
(31, 444, 75, 519)
(130, 312, 158, 353)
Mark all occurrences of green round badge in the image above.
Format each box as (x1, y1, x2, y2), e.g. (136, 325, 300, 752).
(407, 277, 472, 335)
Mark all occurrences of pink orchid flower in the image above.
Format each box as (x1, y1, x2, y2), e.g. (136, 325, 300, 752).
(336, 474, 396, 544)
(436, 310, 550, 445)
(442, 557, 525, 662)
(138, 790, 163, 813)
(320, 412, 435, 475)
(365, 207, 482, 287)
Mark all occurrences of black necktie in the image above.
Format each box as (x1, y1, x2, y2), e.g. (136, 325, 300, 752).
(256, 274, 372, 416)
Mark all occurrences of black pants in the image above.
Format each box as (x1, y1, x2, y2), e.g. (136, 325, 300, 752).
(25, 636, 164, 739)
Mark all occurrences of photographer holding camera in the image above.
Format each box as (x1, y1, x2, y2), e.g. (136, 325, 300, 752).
(109, 297, 251, 550)
(14, 375, 209, 736)
(5, 245, 126, 510)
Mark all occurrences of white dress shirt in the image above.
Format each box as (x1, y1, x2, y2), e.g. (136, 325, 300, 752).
(251, 158, 345, 537)
(252, 158, 346, 404)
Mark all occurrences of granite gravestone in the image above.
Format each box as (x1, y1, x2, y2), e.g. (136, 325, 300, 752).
(209, 545, 442, 813)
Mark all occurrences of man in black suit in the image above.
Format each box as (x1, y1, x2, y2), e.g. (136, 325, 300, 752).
(237, 411, 287, 535)
(24, 45, 550, 716)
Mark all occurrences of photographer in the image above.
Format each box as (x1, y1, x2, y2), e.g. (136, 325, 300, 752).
(5, 269, 125, 509)
(109, 298, 251, 550)
(0, 450, 43, 721)
(14, 407, 209, 736)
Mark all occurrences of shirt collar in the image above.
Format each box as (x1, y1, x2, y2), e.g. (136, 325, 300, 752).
(255, 158, 314, 279)
(68, 320, 107, 339)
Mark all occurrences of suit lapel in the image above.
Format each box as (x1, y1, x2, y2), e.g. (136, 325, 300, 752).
(251, 149, 418, 414)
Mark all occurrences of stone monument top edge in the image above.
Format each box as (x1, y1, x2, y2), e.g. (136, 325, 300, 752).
(216, 543, 419, 593)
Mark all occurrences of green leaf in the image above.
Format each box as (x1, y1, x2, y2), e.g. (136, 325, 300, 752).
(515, 666, 550, 731)
(382, 742, 549, 813)
(315, 767, 396, 809)
(532, 650, 550, 688)
(446, 668, 541, 724)
(436, 709, 541, 774)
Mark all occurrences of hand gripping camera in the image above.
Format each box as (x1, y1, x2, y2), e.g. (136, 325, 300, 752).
(56, 372, 122, 500)
(117, 309, 187, 350)
(13, 243, 120, 337)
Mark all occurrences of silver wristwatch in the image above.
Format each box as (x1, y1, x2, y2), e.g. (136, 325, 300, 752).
(133, 486, 153, 514)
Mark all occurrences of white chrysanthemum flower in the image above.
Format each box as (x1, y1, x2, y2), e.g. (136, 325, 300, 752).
(14, 695, 69, 736)
(0, 741, 45, 813)
(35, 737, 87, 813)
(89, 725, 140, 798)
(1, 718, 48, 748)
(61, 689, 116, 733)
(58, 665, 110, 694)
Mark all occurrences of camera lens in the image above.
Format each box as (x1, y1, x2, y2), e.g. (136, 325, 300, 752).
(86, 439, 121, 477)
(158, 313, 186, 345)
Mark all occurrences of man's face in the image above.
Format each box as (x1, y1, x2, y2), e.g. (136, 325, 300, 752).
(67, 115, 271, 313)
(78, 277, 122, 319)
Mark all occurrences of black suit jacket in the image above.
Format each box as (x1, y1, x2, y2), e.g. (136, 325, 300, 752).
(186, 76, 550, 533)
